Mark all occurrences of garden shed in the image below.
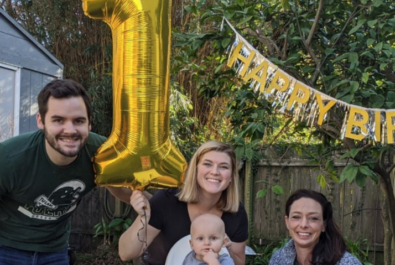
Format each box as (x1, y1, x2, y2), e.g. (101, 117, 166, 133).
(0, 8, 63, 141)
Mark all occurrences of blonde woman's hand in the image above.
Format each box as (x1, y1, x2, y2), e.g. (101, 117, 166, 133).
(130, 190, 151, 219)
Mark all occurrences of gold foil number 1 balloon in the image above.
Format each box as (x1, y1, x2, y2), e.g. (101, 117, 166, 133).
(82, 0, 187, 190)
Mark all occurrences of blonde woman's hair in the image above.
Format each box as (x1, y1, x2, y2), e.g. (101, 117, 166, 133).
(177, 141, 240, 212)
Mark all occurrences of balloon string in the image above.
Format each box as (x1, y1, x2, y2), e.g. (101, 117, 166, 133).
(137, 208, 149, 264)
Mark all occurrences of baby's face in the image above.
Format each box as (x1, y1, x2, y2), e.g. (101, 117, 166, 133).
(189, 221, 226, 260)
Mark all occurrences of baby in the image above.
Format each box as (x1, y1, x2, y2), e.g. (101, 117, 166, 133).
(183, 214, 234, 265)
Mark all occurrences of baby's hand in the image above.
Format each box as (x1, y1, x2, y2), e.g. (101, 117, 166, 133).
(202, 249, 220, 265)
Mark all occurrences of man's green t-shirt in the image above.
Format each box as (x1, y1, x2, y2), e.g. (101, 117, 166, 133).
(0, 130, 106, 252)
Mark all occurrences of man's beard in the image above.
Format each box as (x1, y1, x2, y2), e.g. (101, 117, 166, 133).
(44, 128, 88, 157)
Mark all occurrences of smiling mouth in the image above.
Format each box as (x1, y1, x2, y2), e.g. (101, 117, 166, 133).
(206, 178, 221, 183)
(297, 232, 311, 236)
(58, 135, 81, 143)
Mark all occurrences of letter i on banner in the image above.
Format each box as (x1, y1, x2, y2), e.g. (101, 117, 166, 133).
(375, 110, 382, 142)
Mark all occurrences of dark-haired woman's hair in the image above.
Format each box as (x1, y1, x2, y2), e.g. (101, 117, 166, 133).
(37, 79, 92, 123)
(285, 189, 346, 265)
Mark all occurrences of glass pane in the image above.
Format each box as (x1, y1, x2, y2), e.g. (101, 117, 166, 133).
(0, 66, 16, 142)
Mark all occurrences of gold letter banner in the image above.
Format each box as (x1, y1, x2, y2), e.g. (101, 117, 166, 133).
(224, 18, 393, 144)
(82, 0, 187, 190)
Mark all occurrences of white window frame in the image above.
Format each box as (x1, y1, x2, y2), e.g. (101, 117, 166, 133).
(0, 62, 21, 137)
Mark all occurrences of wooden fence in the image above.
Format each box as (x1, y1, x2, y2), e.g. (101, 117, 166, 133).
(70, 148, 385, 263)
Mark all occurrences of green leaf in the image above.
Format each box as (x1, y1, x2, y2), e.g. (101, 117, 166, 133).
(371, 94, 385, 108)
(221, 38, 231, 48)
(366, 39, 375, 47)
(349, 148, 360, 158)
(237, 16, 253, 26)
(317, 174, 326, 189)
(256, 189, 268, 199)
(367, 19, 378, 28)
(215, 64, 222, 73)
(360, 51, 374, 59)
(234, 146, 244, 159)
(373, 42, 383, 52)
(373, 0, 383, 7)
(340, 151, 351, 160)
(271, 185, 284, 195)
(341, 94, 354, 103)
(333, 53, 349, 63)
(333, 79, 350, 89)
(359, 165, 373, 176)
(340, 165, 358, 183)
(192, 39, 203, 50)
(386, 92, 395, 107)
(245, 148, 254, 161)
(349, 19, 366, 35)
(355, 173, 367, 187)
(109, 218, 124, 228)
(325, 48, 335, 56)
(336, 87, 351, 100)
(370, 172, 379, 184)
(362, 73, 369, 83)
(380, 63, 388, 70)
(350, 81, 359, 93)
(349, 52, 358, 63)
(331, 175, 340, 183)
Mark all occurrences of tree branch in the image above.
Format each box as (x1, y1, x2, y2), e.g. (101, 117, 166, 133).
(305, 0, 324, 47)
(245, 28, 280, 56)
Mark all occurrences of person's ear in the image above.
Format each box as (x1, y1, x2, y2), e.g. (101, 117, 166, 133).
(37, 113, 44, 129)
(222, 236, 230, 247)
(89, 123, 92, 131)
(189, 239, 193, 249)
(285, 215, 290, 230)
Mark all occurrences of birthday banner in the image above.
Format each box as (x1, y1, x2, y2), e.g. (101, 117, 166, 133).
(223, 19, 395, 144)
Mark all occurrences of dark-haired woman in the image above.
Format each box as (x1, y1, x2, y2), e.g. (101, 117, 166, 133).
(269, 189, 361, 265)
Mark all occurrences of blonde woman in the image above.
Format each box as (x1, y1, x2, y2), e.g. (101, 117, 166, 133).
(119, 141, 248, 265)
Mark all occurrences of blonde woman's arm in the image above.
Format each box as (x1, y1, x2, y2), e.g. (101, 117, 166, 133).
(227, 240, 246, 265)
(118, 191, 160, 261)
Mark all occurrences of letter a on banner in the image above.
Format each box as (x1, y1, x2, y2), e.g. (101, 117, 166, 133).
(243, 59, 270, 93)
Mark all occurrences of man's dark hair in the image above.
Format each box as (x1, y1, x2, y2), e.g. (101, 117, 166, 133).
(37, 79, 92, 123)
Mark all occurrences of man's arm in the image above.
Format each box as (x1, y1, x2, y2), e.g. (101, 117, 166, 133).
(105, 187, 152, 204)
